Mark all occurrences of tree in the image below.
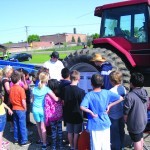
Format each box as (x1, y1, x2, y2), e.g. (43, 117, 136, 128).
(91, 33, 100, 39)
(72, 36, 75, 42)
(77, 37, 81, 43)
(28, 34, 40, 43)
(4, 41, 13, 44)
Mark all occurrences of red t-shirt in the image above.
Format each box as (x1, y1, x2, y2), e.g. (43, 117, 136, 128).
(9, 84, 26, 110)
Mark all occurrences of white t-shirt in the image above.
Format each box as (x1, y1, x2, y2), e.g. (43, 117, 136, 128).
(43, 60, 64, 81)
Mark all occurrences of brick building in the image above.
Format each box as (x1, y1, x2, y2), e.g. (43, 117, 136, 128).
(40, 33, 87, 44)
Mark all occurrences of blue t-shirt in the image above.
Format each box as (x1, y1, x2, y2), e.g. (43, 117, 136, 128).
(80, 89, 120, 131)
(32, 85, 51, 108)
(109, 85, 126, 119)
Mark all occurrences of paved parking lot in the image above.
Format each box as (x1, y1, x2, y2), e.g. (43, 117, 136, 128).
(3, 115, 150, 150)
(3, 87, 150, 150)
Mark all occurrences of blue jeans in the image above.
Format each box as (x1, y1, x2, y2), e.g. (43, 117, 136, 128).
(50, 119, 63, 149)
(13, 110, 28, 144)
(0, 114, 6, 132)
(110, 117, 125, 150)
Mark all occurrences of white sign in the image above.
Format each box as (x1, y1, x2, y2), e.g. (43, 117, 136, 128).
(78, 72, 97, 93)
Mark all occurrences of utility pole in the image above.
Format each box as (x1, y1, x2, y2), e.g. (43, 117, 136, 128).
(25, 26, 29, 51)
(57, 33, 60, 49)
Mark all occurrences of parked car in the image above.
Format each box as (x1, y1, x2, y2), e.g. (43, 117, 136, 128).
(8, 53, 32, 62)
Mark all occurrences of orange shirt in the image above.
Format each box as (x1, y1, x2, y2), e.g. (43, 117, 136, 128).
(9, 84, 26, 110)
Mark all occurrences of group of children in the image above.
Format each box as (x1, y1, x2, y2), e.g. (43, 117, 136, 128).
(0, 64, 149, 150)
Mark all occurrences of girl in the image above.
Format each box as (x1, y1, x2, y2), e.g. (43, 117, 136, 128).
(32, 72, 60, 150)
(45, 79, 63, 150)
(0, 93, 13, 150)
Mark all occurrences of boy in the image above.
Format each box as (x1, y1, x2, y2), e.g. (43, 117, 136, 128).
(60, 68, 71, 89)
(80, 74, 124, 150)
(124, 72, 148, 150)
(59, 67, 71, 100)
(109, 71, 126, 150)
(59, 67, 71, 145)
(9, 70, 30, 146)
(63, 70, 85, 150)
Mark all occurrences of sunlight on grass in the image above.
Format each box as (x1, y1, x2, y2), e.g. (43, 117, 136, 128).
(25, 53, 68, 64)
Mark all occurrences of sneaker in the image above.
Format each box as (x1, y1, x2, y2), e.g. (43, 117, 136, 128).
(36, 140, 43, 145)
(20, 141, 31, 146)
(10, 127, 14, 132)
(41, 145, 47, 150)
(42, 144, 50, 150)
(28, 130, 33, 136)
(13, 140, 18, 145)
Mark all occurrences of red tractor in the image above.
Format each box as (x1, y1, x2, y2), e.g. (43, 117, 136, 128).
(63, 0, 150, 90)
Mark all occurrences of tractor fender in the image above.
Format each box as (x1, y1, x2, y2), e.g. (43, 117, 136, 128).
(93, 38, 136, 67)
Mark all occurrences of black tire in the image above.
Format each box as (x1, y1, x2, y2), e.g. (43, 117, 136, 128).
(62, 48, 130, 90)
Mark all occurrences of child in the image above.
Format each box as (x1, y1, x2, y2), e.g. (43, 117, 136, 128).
(0, 68, 13, 149)
(0, 68, 3, 94)
(63, 70, 85, 150)
(59, 67, 71, 90)
(124, 72, 148, 150)
(22, 69, 32, 125)
(32, 72, 60, 150)
(59, 67, 71, 144)
(45, 79, 63, 150)
(80, 74, 124, 150)
(109, 70, 126, 150)
(33, 67, 49, 87)
(9, 70, 30, 146)
(0, 93, 13, 150)
(10, 69, 33, 135)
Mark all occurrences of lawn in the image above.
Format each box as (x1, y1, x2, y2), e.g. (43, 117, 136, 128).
(24, 46, 83, 64)
(26, 53, 68, 64)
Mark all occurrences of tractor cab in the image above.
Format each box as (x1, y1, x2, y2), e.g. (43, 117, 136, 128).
(94, 0, 150, 69)
(99, 2, 149, 44)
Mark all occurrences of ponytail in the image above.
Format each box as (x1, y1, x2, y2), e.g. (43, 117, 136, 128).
(38, 72, 49, 89)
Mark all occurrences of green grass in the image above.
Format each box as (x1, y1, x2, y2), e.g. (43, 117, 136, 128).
(12, 45, 83, 64)
(25, 45, 84, 64)
(24, 52, 69, 64)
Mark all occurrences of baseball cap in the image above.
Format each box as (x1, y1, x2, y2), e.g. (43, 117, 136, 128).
(50, 51, 59, 59)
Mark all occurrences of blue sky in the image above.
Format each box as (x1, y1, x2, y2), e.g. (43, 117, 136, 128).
(0, 0, 123, 43)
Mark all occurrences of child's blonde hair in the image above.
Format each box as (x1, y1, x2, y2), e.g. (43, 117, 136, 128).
(109, 70, 122, 85)
(38, 72, 49, 89)
(70, 70, 80, 81)
(3, 66, 13, 77)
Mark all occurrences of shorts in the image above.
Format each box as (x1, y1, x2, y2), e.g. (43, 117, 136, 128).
(0, 114, 6, 132)
(32, 107, 44, 122)
(129, 132, 143, 142)
(67, 123, 82, 134)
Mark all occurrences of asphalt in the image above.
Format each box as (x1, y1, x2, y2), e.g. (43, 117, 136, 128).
(2, 113, 150, 150)
(3, 88, 150, 150)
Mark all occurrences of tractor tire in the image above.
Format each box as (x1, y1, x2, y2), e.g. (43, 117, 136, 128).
(62, 48, 130, 90)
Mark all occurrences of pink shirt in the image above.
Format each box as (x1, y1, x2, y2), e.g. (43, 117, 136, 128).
(10, 81, 24, 88)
